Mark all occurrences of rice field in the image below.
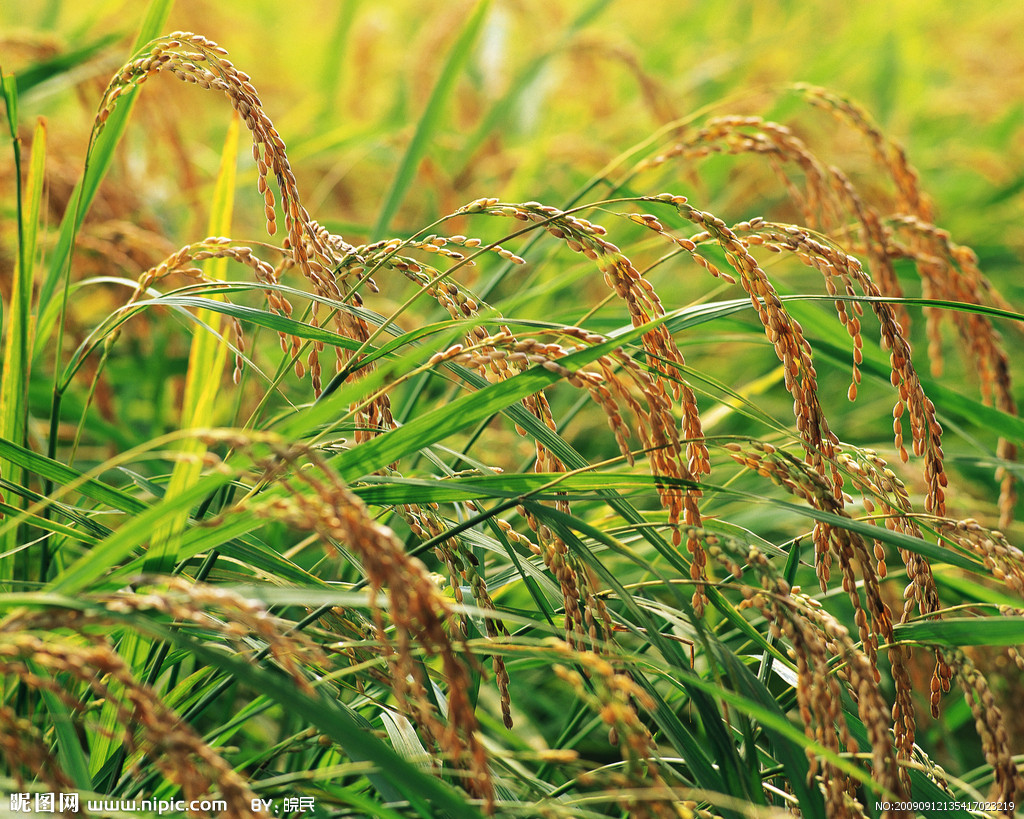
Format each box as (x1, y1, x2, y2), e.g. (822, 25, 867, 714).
(1, 2, 1023, 817)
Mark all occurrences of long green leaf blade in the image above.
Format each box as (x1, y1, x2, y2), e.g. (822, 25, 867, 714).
(371, 0, 491, 239)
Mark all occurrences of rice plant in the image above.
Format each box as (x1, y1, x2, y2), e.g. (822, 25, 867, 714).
(2, 3, 1023, 818)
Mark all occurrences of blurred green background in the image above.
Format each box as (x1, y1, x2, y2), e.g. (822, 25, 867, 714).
(4, 0, 1022, 256)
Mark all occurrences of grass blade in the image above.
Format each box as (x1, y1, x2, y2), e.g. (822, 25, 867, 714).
(0, 88, 45, 581)
(37, 0, 173, 327)
(13, 33, 121, 95)
(371, 0, 491, 239)
(895, 616, 1024, 648)
(147, 114, 240, 574)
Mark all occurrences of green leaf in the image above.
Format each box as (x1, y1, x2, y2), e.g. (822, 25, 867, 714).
(785, 294, 1024, 442)
(133, 620, 486, 818)
(371, 0, 491, 239)
(37, 0, 174, 335)
(0, 436, 145, 516)
(895, 616, 1024, 648)
(0, 86, 45, 578)
(29, 659, 93, 790)
(351, 471, 985, 572)
(1, 70, 18, 138)
(454, 0, 611, 170)
(331, 342, 603, 482)
(46, 475, 230, 595)
(13, 34, 121, 95)
(147, 114, 240, 574)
